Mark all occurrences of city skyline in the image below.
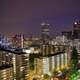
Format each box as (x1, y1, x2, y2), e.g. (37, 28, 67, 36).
(0, 0, 80, 36)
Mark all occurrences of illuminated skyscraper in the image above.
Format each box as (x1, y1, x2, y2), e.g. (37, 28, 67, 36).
(41, 23, 50, 43)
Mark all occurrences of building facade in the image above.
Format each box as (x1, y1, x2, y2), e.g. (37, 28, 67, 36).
(12, 53, 29, 80)
(0, 65, 13, 80)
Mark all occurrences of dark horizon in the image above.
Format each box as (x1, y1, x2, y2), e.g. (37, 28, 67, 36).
(0, 0, 80, 36)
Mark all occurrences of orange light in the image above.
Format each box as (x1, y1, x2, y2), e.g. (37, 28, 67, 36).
(53, 77, 59, 80)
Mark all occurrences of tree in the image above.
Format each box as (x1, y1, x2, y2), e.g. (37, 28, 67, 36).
(70, 47, 78, 69)
(44, 74, 49, 79)
(29, 54, 35, 70)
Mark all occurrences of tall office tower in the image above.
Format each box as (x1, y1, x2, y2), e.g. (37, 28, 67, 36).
(41, 23, 50, 43)
(73, 21, 80, 39)
(13, 53, 29, 80)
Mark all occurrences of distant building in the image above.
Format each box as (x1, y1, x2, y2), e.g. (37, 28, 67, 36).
(62, 31, 72, 39)
(41, 23, 50, 43)
(11, 34, 24, 48)
(0, 35, 11, 48)
(73, 21, 80, 39)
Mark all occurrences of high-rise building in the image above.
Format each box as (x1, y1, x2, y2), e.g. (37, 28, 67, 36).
(31, 43, 70, 80)
(0, 64, 13, 80)
(12, 53, 29, 80)
(11, 34, 24, 48)
(33, 52, 69, 78)
(0, 50, 13, 80)
(41, 23, 50, 43)
(73, 21, 80, 39)
(0, 51, 13, 67)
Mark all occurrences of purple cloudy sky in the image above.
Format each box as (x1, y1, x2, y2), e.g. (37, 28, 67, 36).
(0, 0, 80, 36)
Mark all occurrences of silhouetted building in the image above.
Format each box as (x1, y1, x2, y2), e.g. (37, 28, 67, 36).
(62, 31, 72, 39)
(73, 21, 80, 39)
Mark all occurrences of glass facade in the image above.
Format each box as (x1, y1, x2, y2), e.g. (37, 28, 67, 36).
(43, 58, 49, 74)
(52, 56, 55, 70)
(61, 54, 64, 68)
(56, 55, 60, 68)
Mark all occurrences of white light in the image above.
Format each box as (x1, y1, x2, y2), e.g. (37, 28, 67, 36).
(25, 58, 29, 61)
(74, 22, 77, 24)
(20, 67, 24, 71)
(41, 22, 46, 25)
(23, 49, 31, 53)
(41, 22, 50, 26)
(41, 74, 44, 78)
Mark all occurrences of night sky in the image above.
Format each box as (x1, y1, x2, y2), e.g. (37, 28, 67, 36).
(0, 0, 80, 37)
